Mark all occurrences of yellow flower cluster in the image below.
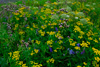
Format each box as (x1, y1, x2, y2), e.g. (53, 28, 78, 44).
(58, 40, 63, 44)
(22, 64, 28, 67)
(40, 16, 46, 20)
(38, 30, 45, 36)
(14, 24, 19, 30)
(95, 57, 100, 62)
(92, 47, 100, 55)
(69, 39, 77, 46)
(30, 51, 35, 56)
(93, 38, 98, 43)
(41, 25, 47, 29)
(36, 40, 41, 45)
(80, 41, 89, 47)
(52, 2, 58, 5)
(12, 51, 20, 60)
(74, 25, 85, 35)
(76, 21, 83, 26)
(77, 65, 81, 67)
(13, 6, 31, 20)
(33, 23, 38, 28)
(19, 30, 25, 35)
(92, 61, 99, 67)
(18, 61, 23, 65)
(55, 32, 63, 39)
(86, 30, 93, 37)
(30, 61, 42, 67)
(83, 62, 87, 65)
(44, 8, 51, 14)
(47, 40, 54, 46)
(47, 31, 55, 35)
(34, 49, 39, 54)
(47, 58, 55, 63)
(74, 46, 80, 50)
(30, 49, 39, 56)
(88, 37, 93, 40)
(48, 22, 57, 26)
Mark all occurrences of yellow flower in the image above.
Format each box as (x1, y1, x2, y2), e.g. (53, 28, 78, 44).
(83, 62, 87, 65)
(53, 2, 58, 5)
(54, 50, 57, 52)
(41, 25, 47, 29)
(49, 31, 55, 35)
(74, 26, 81, 32)
(22, 64, 28, 67)
(43, 4, 47, 7)
(28, 47, 31, 50)
(36, 40, 40, 45)
(8, 52, 12, 57)
(30, 28, 33, 31)
(92, 47, 100, 55)
(88, 37, 93, 40)
(87, 41, 90, 45)
(41, 31, 45, 36)
(77, 65, 81, 67)
(80, 31, 85, 35)
(15, 24, 19, 28)
(74, 46, 80, 50)
(39, 64, 42, 66)
(19, 15, 23, 17)
(99, 38, 100, 41)
(70, 42, 77, 46)
(30, 61, 34, 64)
(18, 61, 23, 65)
(16, 17, 19, 20)
(93, 38, 98, 43)
(19, 30, 25, 35)
(26, 26, 30, 29)
(34, 49, 39, 53)
(12, 51, 20, 60)
(58, 40, 63, 44)
(47, 40, 53, 45)
(95, 57, 100, 62)
(31, 40, 34, 43)
(80, 41, 88, 47)
(78, 35, 83, 39)
(13, 12, 19, 15)
(49, 58, 55, 63)
(30, 51, 35, 56)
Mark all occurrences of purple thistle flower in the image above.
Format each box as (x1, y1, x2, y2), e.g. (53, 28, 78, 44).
(29, 38, 31, 41)
(77, 43, 80, 47)
(60, 25, 62, 27)
(69, 49, 75, 55)
(33, 17, 35, 20)
(67, 48, 70, 51)
(76, 51, 79, 54)
(63, 54, 65, 56)
(36, 29, 38, 34)
(55, 41, 57, 43)
(55, 27, 58, 31)
(49, 47, 53, 52)
(25, 25, 28, 27)
(81, 49, 85, 54)
(67, 36, 70, 38)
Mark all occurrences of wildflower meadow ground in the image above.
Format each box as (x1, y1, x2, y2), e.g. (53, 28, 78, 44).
(0, 0, 100, 67)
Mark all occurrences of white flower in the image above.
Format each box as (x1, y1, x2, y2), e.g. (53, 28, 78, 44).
(93, 8, 95, 10)
(93, 3, 96, 5)
(75, 17, 78, 19)
(86, 4, 90, 7)
(66, 15, 70, 18)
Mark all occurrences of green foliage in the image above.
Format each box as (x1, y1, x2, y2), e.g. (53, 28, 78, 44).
(0, 0, 100, 67)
